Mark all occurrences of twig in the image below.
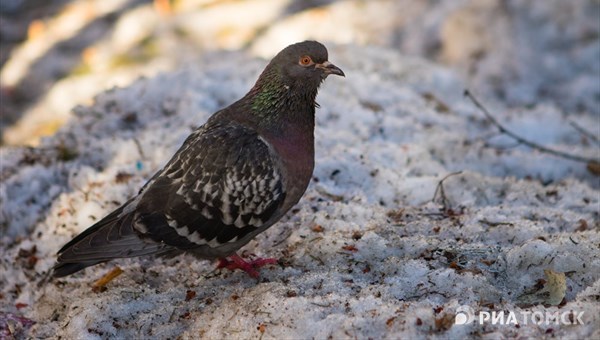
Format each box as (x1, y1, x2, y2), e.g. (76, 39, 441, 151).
(92, 267, 123, 292)
(464, 90, 598, 164)
(484, 140, 523, 150)
(569, 121, 600, 145)
(315, 186, 344, 202)
(133, 137, 146, 159)
(479, 219, 514, 227)
(432, 171, 463, 210)
(309, 254, 325, 266)
(272, 229, 294, 247)
(310, 302, 331, 307)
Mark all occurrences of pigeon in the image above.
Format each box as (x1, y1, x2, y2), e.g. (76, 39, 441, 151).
(53, 41, 344, 278)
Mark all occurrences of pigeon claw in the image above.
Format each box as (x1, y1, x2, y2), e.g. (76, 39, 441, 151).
(217, 253, 278, 278)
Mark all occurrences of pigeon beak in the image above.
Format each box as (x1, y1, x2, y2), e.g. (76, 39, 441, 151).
(317, 61, 345, 78)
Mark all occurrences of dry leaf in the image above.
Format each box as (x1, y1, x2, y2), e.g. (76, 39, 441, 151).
(92, 267, 123, 292)
(185, 290, 196, 301)
(586, 161, 600, 176)
(311, 225, 324, 232)
(517, 269, 566, 306)
(542, 269, 567, 305)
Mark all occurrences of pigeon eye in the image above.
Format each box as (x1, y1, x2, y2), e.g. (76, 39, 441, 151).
(299, 56, 313, 66)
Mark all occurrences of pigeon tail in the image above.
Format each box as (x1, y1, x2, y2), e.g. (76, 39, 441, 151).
(53, 199, 169, 277)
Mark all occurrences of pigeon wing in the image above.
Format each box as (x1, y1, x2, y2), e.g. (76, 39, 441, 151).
(132, 120, 286, 255)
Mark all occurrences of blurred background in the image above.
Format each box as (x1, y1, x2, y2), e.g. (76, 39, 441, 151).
(1, 0, 598, 146)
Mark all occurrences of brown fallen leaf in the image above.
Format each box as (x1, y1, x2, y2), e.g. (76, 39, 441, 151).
(115, 171, 134, 183)
(92, 267, 123, 292)
(341, 245, 358, 252)
(311, 224, 324, 232)
(575, 219, 588, 232)
(587, 161, 600, 176)
(185, 290, 196, 301)
(435, 313, 454, 331)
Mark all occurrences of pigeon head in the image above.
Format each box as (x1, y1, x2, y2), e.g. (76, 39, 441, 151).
(247, 41, 344, 119)
(271, 40, 345, 84)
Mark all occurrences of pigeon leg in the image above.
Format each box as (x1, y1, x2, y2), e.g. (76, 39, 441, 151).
(216, 253, 278, 278)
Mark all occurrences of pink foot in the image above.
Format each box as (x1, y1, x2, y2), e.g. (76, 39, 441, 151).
(216, 253, 278, 278)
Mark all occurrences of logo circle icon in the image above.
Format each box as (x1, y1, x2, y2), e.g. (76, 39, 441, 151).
(455, 305, 475, 325)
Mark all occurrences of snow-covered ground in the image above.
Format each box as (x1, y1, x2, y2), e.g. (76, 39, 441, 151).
(1, 43, 598, 338)
(1, 0, 599, 338)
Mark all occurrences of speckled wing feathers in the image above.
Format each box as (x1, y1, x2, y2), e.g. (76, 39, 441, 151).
(132, 121, 286, 254)
(54, 121, 287, 274)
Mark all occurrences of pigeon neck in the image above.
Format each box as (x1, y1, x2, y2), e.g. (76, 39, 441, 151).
(244, 75, 318, 137)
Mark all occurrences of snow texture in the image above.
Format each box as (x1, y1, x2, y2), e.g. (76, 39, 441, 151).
(1, 45, 599, 338)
